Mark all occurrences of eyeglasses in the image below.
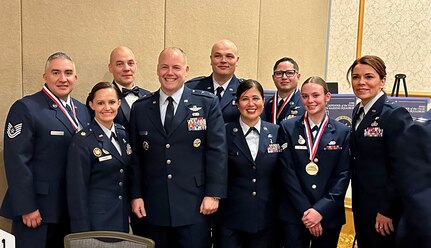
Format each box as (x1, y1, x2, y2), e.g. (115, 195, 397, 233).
(273, 70, 297, 78)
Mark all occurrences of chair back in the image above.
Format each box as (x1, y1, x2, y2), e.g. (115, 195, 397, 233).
(64, 231, 155, 248)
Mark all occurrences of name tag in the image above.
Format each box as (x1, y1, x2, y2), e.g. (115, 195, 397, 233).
(50, 130, 64, 136)
(295, 145, 307, 150)
(99, 155, 112, 162)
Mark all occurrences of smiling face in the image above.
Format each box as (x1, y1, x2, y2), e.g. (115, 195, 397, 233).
(210, 40, 239, 82)
(89, 88, 120, 129)
(237, 86, 264, 127)
(351, 63, 385, 105)
(272, 61, 300, 98)
(43, 58, 77, 101)
(157, 48, 189, 95)
(301, 82, 330, 118)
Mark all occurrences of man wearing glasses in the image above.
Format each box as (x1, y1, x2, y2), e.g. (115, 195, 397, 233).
(263, 57, 304, 124)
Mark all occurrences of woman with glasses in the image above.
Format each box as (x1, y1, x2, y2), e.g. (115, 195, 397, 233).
(279, 76, 350, 248)
(66, 82, 132, 233)
(347, 55, 412, 248)
(214, 79, 281, 248)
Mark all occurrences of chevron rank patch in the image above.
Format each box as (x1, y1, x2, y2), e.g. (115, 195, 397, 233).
(7, 122, 23, 139)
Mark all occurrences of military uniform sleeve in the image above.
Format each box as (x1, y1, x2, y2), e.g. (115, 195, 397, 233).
(204, 96, 228, 198)
(3, 101, 39, 217)
(66, 136, 92, 232)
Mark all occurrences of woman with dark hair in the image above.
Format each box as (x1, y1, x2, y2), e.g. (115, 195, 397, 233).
(278, 76, 350, 248)
(66, 82, 132, 233)
(214, 79, 281, 248)
(347, 55, 412, 247)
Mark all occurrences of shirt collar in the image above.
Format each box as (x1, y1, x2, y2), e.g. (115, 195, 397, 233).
(239, 117, 261, 135)
(361, 91, 384, 115)
(212, 75, 232, 92)
(94, 118, 116, 138)
(159, 85, 184, 105)
(114, 81, 136, 92)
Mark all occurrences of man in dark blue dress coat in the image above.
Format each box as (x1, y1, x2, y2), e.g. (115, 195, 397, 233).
(394, 119, 431, 247)
(186, 39, 241, 123)
(108, 46, 150, 130)
(129, 47, 227, 248)
(0, 52, 91, 248)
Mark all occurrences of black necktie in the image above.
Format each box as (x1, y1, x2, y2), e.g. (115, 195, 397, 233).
(354, 107, 364, 122)
(216, 87, 224, 101)
(245, 127, 258, 137)
(65, 104, 73, 116)
(122, 86, 140, 98)
(164, 97, 174, 133)
(311, 125, 319, 132)
(278, 98, 285, 109)
(110, 131, 119, 142)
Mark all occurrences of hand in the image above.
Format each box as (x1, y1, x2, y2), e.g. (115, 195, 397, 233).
(22, 209, 42, 228)
(131, 198, 147, 218)
(302, 208, 323, 228)
(375, 212, 394, 236)
(200, 196, 219, 215)
(308, 222, 323, 237)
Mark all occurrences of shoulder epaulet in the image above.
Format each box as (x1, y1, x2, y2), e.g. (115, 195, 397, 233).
(190, 89, 215, 98)
(135, 92, 154, 103)
(186, 76, 206, 83)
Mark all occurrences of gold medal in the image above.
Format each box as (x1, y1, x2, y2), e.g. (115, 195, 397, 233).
(193, 138, 201, 148)
(305, 161, 319, 176)
(93, 147, 102, 157)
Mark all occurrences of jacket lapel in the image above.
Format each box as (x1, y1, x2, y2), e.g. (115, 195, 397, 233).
(231, 123, 255, 164)
(147, 91, 166, 136)
(356, 95, 385, 137)
(168, 88, 192, 136)
(44, 93, 76, 135)
(93, 123, 123, 162)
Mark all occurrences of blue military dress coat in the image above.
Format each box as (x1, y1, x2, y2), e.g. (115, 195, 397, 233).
(350, 95, 412, 220)
(67, 120, 132, 233)
(216, 121, 280, 233)
(263, 90, 304, 124)
(129, 87, 227, 227)
(0, 89, 91, 223)
(279, 115, 351, 229)
(186, 74, 241, 123)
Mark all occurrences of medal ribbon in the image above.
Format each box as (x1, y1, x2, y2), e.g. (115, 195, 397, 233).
(303, 112, 329, 161)
(42, 85, 79, 131)
(271, 89, 296, 124)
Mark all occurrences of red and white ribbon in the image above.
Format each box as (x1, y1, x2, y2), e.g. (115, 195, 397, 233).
(42, 85, 79, 131)
(303, 112, 329, 162)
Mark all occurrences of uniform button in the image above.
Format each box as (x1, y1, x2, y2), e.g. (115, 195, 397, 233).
(167, 174, 173, 179)
(252, 178, 257, 183)
(311, 184, 317, 189)
(252, 191, 257, 196)
(166, 159, 171, 165)
(118, 195, 123, 200)
(166, 144, 171, 149)
(120, 169, 124, 173)
(252, 166, 257, 170)
(118, 182, 123, 187)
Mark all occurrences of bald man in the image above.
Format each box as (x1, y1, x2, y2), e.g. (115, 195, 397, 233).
(186, 39, 241, 123)
(109, 46, 150, 129)
(129, 47, 227, 248)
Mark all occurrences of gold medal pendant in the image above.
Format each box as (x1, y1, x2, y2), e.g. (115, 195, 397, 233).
(305, 161, 319, 176)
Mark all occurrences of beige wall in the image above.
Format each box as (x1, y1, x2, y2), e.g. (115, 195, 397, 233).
(0, 0, 329, 231)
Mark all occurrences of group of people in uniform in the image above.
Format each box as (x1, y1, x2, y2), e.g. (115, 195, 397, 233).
(0, 39, 429, 248)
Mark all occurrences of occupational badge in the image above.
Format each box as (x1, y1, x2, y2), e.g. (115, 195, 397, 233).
(126, 144, 132, 155)
(143, 141, 150, 150)
(298, 135, 306, 145)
